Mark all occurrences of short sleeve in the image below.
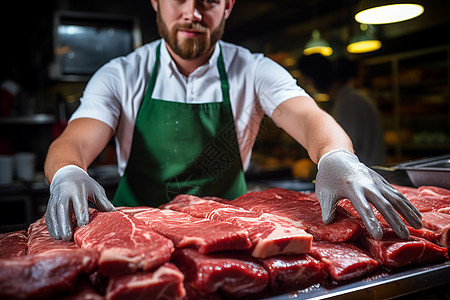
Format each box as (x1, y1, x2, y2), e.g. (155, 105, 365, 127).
(254, 57, 310, 117)
(69, 62, 124, 132)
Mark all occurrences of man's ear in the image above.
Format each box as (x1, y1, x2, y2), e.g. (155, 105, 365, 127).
(224, 0, 236, 19)
(150, 0, 158, 12)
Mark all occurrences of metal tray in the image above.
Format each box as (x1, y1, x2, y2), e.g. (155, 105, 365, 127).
(395, 154, 450, 189)
(264, 261, 450, 300)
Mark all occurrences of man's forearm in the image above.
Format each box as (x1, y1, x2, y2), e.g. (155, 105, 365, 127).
(44, 139, 86, 185)
(44, 118, 115, 185)
(272, 96, 354, 164)
(302, 110, 354, 163)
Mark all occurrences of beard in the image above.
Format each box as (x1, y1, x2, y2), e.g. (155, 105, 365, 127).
(156, 10, 226, 60)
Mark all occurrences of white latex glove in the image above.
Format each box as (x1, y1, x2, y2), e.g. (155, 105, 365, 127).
(315, 149, 422, 239)
(45, 165, 115, 241)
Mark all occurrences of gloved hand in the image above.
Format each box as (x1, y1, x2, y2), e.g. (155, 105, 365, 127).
(315, 149, 422, 240)
(45, 165, 115, 241)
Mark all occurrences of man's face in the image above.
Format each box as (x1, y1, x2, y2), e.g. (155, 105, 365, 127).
(155, 0, 230, 60)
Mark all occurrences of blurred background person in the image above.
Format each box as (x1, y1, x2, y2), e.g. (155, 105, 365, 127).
(298, 53, 386, 166)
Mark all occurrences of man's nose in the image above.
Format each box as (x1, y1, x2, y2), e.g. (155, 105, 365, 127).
(183, 0, 202, 22)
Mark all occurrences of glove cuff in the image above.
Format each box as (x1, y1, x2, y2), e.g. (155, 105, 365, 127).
(317, 149, 358, 170)
(50, 165, 88, 189)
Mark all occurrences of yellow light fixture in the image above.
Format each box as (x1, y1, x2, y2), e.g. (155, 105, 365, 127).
(303, 30, 333, 56)
(355, 1, 424, 24)
(347, 24, 382, 54)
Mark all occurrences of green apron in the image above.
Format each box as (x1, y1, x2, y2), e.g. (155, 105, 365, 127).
(114, 43, 247, 207)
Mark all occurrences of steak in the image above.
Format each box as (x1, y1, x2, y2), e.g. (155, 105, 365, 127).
(74, 210, 174, 276)
(359, 234, 449, 269)
(27, 216, 79, 254)
(421, 211, 450, 248)
(162, 194, 312, 258)
(260, 254, 327, 290)
(0, 230, 28, 258)
(414, 186, 450, 213)
(309, 240, 379, 281)
(105, 263, 186, 300)
(230, 188, 364, 242)
(171, 248, 269, 298)
(132, 207, 252, 253)
(393, 185, 450, 213)
(0, 248, 98, 300)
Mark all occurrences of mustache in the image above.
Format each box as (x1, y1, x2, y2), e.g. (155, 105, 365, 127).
(176, 23, 208, 33)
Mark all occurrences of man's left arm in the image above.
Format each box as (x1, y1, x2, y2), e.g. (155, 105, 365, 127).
(272, 96, 422, 239)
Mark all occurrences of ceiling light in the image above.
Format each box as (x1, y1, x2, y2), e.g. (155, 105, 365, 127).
(347, 24, 382, 53)
(303, 30, 333, 57)
(355, 1, 424, 24)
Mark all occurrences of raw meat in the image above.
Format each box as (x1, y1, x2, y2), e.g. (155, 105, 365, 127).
(27, 216, 79, 254)
(421, 211, 450, 248)
(359, 234, 449, 269)
(171, 248, 269, 298)
(162, 194, 312, 258)
(74, 210, 174, 276)
(132, 207, 252, 253)
(414, 186, 450, 213)
(105, 263, 186, 300)
(393, 185, 450, 213)
(260, 254, 327, 290)
(230, 188, 364, 242)
(308, 241, 379, 281)
(0, 248, 98, 300)
(0, 230, 27, 258)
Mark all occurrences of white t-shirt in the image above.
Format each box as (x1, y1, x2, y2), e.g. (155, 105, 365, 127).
(70, 39, 309, 175)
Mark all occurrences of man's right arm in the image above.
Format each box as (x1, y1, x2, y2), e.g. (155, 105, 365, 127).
(44, 118, 115, 182)
(44, 118, 116, 240)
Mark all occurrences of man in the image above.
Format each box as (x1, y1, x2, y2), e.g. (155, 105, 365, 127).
(298, 54, 387, 166)
(45, 0, 422, 242)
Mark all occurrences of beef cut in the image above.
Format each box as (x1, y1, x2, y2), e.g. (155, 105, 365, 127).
(421, 211, 450, 248)
(0, 248, 98, 300)
(393, 185, 450, 213)
(105, 262, 186, 300)
(230, 188, 364, 242)
(359, 234, 449, 269)
(308, 240, 379, 281)
(260, 254, 327, 290)
(132, 207, 252, 253)
(171, 248, 269, 298)
(162, 194, 312, 258)
(27, 216, 79, 254)
(0, 230, 28, 258)
(74, 210, 174, 276)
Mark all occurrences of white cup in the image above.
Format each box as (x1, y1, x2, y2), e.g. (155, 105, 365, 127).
(0, 155, 14, 185)
(14, 152, 36, 182)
